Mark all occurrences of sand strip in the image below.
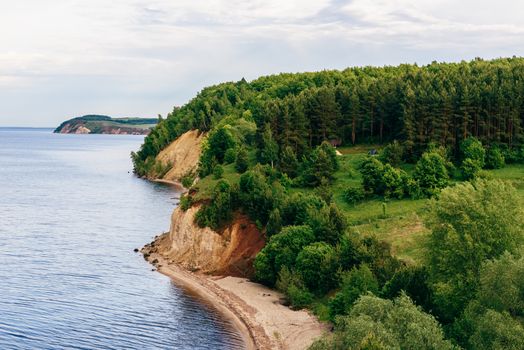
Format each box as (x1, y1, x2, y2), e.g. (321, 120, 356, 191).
(142, 251, 326, 350)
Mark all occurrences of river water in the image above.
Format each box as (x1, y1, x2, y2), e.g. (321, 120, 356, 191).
(0, 128, 244, 349)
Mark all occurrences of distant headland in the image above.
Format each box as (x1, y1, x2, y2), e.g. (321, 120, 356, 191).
(54, 115, 158, 135)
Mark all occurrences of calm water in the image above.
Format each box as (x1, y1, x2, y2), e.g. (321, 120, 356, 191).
(0, 128, 244, 350)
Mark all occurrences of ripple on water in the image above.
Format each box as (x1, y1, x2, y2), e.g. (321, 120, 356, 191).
(0, 128, 245, 350)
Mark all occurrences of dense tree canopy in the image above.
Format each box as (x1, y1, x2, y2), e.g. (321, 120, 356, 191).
(312, 294, 455, 350)
(425, 179, 524, 321)
(134, 57, 524, 177)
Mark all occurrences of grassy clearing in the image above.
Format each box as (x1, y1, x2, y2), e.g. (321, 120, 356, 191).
(336, 144, 381, 155)
(488, 164, 524, 193)
(192, 163, 241, 201)
(191, 149, 258, 201)
(353, 213, 430, 264)
(331, 152, 524, 264)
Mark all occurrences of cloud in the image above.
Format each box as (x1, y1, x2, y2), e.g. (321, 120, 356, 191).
(0, 0, 523, 126)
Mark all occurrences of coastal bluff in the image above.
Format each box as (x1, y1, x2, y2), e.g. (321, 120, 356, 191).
(54, 115, 157, 135)
(155, 129, 205, 183)
(142, 130, 326, 349)
(147, 129, 264, 276)
(146, 205, 265, 276)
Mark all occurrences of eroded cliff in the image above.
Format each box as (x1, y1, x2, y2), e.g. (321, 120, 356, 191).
(145, 130, 264, 277)
(144, 205, 264, 277)
(155, 129, 205, 182)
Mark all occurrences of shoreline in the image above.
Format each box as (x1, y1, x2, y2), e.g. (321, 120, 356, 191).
(151, 178, 187, 191)
(142, 245, 326, 350)
(143, 251, 264, 349)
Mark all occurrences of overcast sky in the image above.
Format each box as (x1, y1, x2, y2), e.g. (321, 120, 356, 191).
(1, 0, 524, 127)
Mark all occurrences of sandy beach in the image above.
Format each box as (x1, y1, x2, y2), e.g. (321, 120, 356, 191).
(142, 250, 327, 350)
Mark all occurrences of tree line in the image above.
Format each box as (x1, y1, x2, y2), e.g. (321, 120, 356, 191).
(133, 57, 524, 176)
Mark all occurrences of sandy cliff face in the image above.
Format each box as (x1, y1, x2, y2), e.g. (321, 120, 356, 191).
(149, 205, 265, 277)
(155, 130, 205, 182)
(146, 129, 264, 277)
(58, 123, 91, 134)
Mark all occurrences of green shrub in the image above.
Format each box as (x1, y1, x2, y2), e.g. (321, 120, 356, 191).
(405, 177, 423, 199)
(152, 160, 172, 179)
(254, 225, 316, 286)
(461, 157, 482, 180)
(257, 123, 279, 167)
(275, 265, 298, 293)
(337, 233, 363, 270)
(207, 126, 236, 163)
(266, 208, 282, 237)
(381, 265, 432, 311)
(468, 310, 524, 350)
(379, 140, 403, 166)
(276, 266, 314, 309)
(198, 146, 218, 177)
(223, 148, 237, 164)
(296, 242, 338, 294)
(343, 186, 365, 205)
(357, 236, 402, 285)
(302, 146, 337, 187)
(179, 194, 193, 211)
(181, 172, 195, 188)
(287, 284, 314, 309)
(320, 294, 455, 350)
(426, 179, 524, 322)
(197, 126, 237, 177)
(517, 145, 524, 163)
(381, 164, 406, 199)
(485, 147, 505, 169)
(279, 146, 299, 178)
(360, 158, 406, 199)
(413, 151, 449, 197)
(314, 177, 333, 203)
(360, 157, 384, 194)
(195, 180, 233, 229)
(460, 137, 486, 167)
(238, 168, 282, 224)
(213, 165, 224, 179)
(328, 264, 379, 319)
(476, 251, 524, 317)
(452, 252, 524, 348)
(305, 203, 347, 245)
(235, 147, 249, 173)
(280, 193, 326, 226)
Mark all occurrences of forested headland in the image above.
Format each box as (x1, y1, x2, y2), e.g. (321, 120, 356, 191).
(133, 57, 524, 349)
(54, 115, 158, 135)
(134, 57, 524, 172)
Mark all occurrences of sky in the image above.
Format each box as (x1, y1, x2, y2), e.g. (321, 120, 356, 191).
(1, 0, 524, 127)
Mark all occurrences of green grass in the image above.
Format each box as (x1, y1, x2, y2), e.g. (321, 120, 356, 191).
(353, 212, 430, 264)
(192, 163, 241, 201)
(330, 152, 524, 264)
(332, 150, 430, 263)
(337, 144, 382, 155)
(310, 295, 333, 322)
(487, 164, 524, 192)
(192, 149, 258, 201)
